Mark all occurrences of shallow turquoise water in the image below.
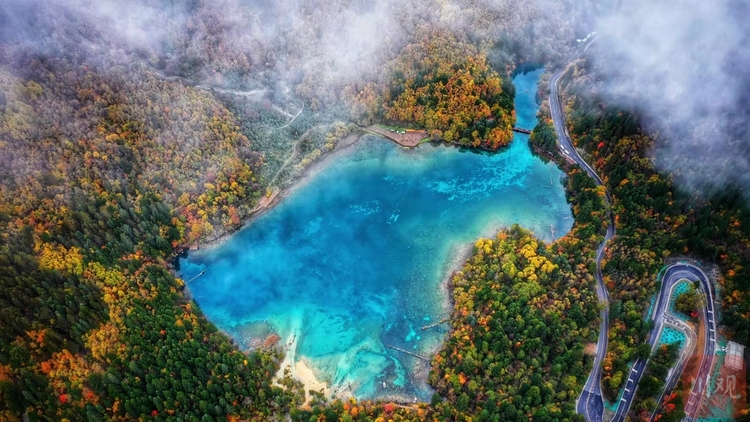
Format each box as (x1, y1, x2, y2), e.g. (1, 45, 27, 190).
(179, 69, 573, 401)
(658, 326, 686, 348)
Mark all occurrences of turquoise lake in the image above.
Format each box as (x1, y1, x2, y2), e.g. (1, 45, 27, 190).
(178, 69, 573, 401)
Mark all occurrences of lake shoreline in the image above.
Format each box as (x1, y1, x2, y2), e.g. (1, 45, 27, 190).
(183, 129, 370, 253)
(174, 131, 482, 404)
(173, 125, 517, 256)
(174, 69, 569, 404)
(187, 123, 491, 254)
(172, 128, 458, 403)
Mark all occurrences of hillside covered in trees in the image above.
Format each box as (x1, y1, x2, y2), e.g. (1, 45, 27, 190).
(531, 57, 750, 421)
(430, 225, 601, 420)
(0, 42, 289, 422)
(2, 0, 750, 420)
(0, 0, 598, 419)
(345, 28, 516, 150)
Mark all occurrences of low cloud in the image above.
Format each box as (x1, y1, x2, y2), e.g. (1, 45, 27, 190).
(591, 0, 750, 197)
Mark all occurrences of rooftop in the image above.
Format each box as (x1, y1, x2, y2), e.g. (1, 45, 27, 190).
(725, 341, 745, 371)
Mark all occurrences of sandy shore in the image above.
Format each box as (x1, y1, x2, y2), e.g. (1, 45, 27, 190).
(266, 240, 474, 407)
(295, 359, 331, 398)
(273, 329, 332, 406)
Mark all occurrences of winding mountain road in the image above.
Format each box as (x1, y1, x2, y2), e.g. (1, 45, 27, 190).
(549, 69, 717, 422)
(650, 308, 697, 421)
(680, 265, 717, 421)
(612, 264, 712, 421)
(549, 69, 614, 422)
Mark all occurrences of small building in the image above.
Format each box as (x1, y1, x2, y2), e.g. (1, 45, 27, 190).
(725, 341, 745, 371)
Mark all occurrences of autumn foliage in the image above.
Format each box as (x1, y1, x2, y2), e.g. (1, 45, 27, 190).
(0, 48, 278, 419)
(430, 225, 601, 420)
(537, 58, 750, 416)
(348, 28, 515, 150)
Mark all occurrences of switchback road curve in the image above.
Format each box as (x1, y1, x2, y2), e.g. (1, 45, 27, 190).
(612, 264, 713, 421)
(549, 68, 717, 422)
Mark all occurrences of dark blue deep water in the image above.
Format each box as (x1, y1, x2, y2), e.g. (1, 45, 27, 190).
(179, 69, 572, 401)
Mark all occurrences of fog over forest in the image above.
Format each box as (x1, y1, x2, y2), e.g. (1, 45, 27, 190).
(591, 0, 750, 199)
(2, 1, 750, 420)
(3, 0, 747, 200)
(0, 0, 600, 101)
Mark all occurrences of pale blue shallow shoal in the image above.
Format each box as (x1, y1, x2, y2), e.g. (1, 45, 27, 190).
(179, 69, 573, 401)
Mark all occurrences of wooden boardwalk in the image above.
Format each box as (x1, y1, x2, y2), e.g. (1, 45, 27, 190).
(385, 344, 429, 361)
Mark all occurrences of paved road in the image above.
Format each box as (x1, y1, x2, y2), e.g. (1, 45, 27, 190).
(549, 69, 615, 422)
(612, 264, 712, 421)
(650, 314, 697, 421)
(652, 266, 715, 422)
(549, 70, 609, 195)
(549, 69, 717, 422)
(680, 265, 717, 421)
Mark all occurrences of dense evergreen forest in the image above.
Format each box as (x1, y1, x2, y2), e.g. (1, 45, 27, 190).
(429, 224, 602, 420)
(0, 47, 286, 421)
(2, 0, 750, 421)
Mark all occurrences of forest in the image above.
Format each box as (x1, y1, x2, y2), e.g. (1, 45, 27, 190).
(531, 57, 750, 420)
(0, 48, 291, 420)
(632, 343, 680, 418)
(2, 0, 750, 420)
(346, 28, 516, 150)
(429, 224, 601, 420)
